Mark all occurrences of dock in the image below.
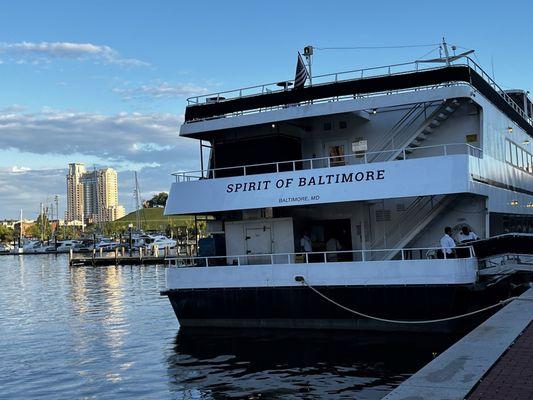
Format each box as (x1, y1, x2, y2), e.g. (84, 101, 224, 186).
(383, 287, 533, 400)
(68, 247, 176, 266)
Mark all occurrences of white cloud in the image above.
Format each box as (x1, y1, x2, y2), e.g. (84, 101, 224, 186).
(0, 41, 149, 67)
(0, 106, 205, 218)
(0, 108, 198, 167)
(113, 82, 210, 101)
(10, 166, 31, 173)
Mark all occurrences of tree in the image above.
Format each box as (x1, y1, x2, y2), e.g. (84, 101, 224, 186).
(27, 214, 52, 239)
(144, 192, 168, 208)
(0, 225, 14, 243)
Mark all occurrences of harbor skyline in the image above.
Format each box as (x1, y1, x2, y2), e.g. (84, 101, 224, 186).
(0, 0, 532, 219)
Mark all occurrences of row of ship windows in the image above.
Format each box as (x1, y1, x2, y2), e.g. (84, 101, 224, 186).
(505, 139, 533, 174)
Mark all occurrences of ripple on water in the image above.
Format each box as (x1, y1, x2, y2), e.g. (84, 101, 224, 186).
(0, 254, 459, 399)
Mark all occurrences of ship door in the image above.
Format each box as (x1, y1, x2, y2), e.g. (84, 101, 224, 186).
(245, 226, 272, 264)
(325, 141, 348, 166)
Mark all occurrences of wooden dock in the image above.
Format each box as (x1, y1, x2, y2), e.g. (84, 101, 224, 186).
(383, 287, 533, 400)
(69, 247, 175, 266)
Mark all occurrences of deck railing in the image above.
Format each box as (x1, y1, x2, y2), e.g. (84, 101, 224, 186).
(171, 143, 482, 182)
(185, 57, 532, 128)
(167, 245, 475, 268)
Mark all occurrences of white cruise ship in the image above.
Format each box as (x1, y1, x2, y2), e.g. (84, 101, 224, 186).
(162, 47, 533, 331)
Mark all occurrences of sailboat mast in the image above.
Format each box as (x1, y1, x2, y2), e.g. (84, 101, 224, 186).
(134, 172, 141, 231)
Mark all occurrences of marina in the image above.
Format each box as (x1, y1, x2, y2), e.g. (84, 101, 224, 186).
(1, 2, 533, 397)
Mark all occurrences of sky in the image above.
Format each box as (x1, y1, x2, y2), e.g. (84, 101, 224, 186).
(1, 0, 532, 219)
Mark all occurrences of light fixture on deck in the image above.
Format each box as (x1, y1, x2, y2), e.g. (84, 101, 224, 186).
(510, 200, 519, 206)
(523, 140, 530, 145)
(271, 123, 276, 128)
(372, 108, 377, 114)
(507, 126, 513, 134)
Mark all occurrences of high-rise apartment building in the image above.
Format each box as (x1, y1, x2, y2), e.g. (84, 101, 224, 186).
(66, 163, 86, 222)
(66, 164, 125, 224)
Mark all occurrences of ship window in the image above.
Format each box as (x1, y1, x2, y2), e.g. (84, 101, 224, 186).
(511, 143, 517, 165)
(376, 209, 392, 222)
(506, 141, 512, 163)
(323, 122, 332, 131)
(339, 121, 348, 129)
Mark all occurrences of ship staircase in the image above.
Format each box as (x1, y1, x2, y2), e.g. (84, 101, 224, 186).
(369, 194, 459, 260)
(368, 99, 461, 163)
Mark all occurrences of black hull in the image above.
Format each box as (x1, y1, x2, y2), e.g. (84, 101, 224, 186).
(162, 282, 521, 333)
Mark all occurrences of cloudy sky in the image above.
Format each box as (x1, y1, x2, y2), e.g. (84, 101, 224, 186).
(1, 1, 532, 219)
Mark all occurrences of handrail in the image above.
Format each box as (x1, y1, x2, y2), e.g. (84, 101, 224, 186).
(171, 143, 483, 182)
(167, 245, 475, 268)
(185, 57, 532, 128)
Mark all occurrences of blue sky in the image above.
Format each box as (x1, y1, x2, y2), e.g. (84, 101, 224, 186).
(1, 0, 532, 219)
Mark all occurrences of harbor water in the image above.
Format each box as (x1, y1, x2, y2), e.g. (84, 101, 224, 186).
(0, 255, 461, 399)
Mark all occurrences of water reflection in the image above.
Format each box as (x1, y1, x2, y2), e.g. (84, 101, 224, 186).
(167, 328, 460, 399)
(0, 256, 461, 400)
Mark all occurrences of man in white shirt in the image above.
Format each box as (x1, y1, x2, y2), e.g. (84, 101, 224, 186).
(440, 226, 456, 258)
(326, 236, 342, 262)
(458, 226, 479, 243)
(300, 230, 312, 253)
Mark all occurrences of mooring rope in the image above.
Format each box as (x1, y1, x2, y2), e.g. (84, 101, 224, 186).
(296, 277, 520, 325)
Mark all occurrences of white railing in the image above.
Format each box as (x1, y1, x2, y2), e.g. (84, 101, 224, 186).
(185, 57, 532, 128)
(166, 245, 475, 268)
(171, 143, 482, 182)
(186, 60, 449, 106)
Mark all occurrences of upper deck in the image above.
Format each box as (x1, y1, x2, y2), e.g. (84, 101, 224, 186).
(181, 58, 533, 138)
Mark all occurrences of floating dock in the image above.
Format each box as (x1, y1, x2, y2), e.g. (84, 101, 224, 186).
(68, 248, 175, 266)
(383, 287, 533, 400)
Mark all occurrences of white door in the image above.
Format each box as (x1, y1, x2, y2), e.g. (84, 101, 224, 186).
(245, 227, 272, 264)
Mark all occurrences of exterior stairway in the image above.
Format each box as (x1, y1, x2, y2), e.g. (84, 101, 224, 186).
(368, 99, 461, 163)
(369, 194, 458, 260)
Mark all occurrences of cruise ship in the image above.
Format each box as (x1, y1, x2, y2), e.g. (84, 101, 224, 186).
(161, 45, 533, 331)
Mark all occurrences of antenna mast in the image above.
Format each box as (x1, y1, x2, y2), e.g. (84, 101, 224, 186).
(442, 37, 451, 66)
(303, 45, 313, 85)
(134, 172, 141, 231)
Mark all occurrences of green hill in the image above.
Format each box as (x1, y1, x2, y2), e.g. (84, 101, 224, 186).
(109, 208, 194, 231)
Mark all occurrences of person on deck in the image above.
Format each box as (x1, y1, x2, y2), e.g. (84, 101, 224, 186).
(440, 226, 456, 258)
(300, 230, 312, 253)
(458, 226, 479, 243)
(326, 236, 342, 262)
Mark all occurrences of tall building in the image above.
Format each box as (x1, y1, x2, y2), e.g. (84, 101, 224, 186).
(66, 163, 86, 222)
(66, 164, 125, 224)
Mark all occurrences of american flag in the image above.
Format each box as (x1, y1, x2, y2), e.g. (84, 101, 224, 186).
(294, 52, 309, 89)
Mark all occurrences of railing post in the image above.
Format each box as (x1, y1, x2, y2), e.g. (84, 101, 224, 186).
(305, 253, 309, 263)
(401, 249, 405, 260)
(270, 254, 274, 264)
(243, 166, 247, 176)
(276, 162, 280, 173)
(287, 254, 290, 264)
(323, 252, 327, 263)
(362, 250, 366, 262)
(444, 145, 447, 156)
(402, 149, 406, 160)
(292, 161, 296, 171)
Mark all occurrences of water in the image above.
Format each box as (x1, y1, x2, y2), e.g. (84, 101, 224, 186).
(0, 255, 459, 399)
